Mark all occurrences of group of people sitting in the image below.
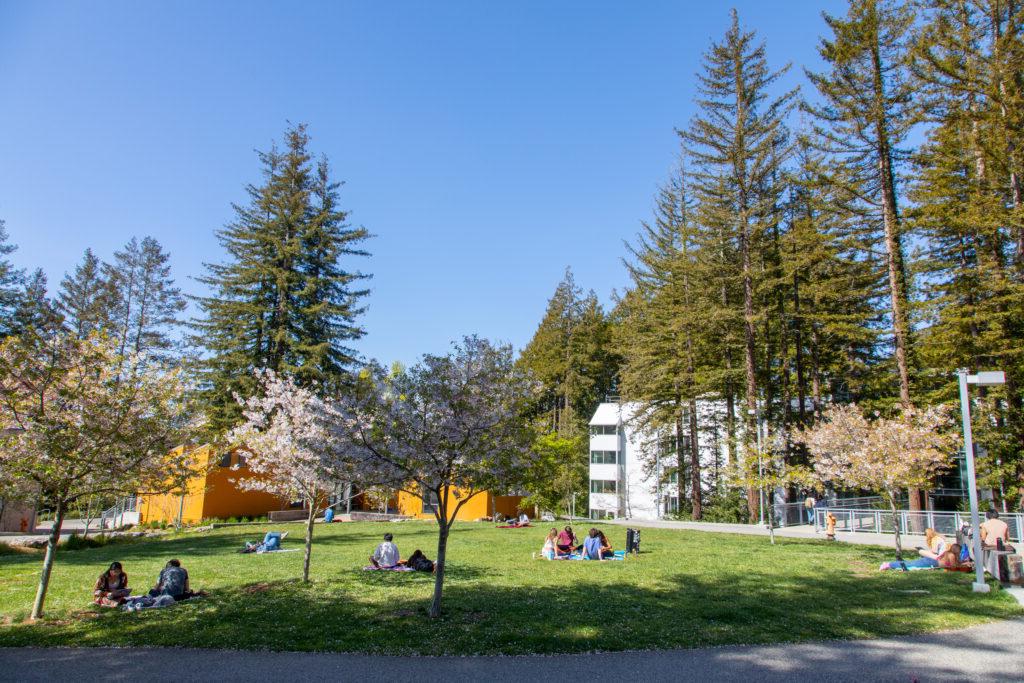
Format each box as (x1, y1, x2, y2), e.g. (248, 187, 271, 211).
(879, 512, 1015, 572)
(368, 533, 436, 572)
(540, 525, 615, 560)
(93, 558, 198, 608)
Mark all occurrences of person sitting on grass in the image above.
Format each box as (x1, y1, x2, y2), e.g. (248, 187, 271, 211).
(398, 549, 435, 573)
(879, 544, 964, 572)
(93, 561, 130, 607)
(150, 559, 191, 600)
(541, 528, 560, 560)
(597, 530, 615, 559)
(582, 528, 607, 560)
(916, 528, 949, 560)
(557, 526, 579, 555)
(369, 533, 400, 568)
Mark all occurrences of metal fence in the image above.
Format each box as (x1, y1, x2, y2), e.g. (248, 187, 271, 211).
(815, 507, 1024, 543)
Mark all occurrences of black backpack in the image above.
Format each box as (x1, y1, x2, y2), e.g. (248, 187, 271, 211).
(626, 528, 641, 555)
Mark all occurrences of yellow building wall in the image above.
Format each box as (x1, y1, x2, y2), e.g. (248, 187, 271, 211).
(396, 490, 525, 521)
(139, 445, 284, 524)
(200, 449, 284, 520)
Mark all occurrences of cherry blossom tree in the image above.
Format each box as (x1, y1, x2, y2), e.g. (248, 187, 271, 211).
(331, 336, 536, 618)
(797, 404, 957, 557)
(0, 332, 196, 618)
(229, 370, 354, 583)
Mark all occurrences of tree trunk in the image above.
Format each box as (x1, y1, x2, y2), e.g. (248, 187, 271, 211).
(429, 522, 450, 618)
(302, 502, 316, 583)
(31, 502, 65, 619)
(688, 399, 702, 520)
(889, 498, 903, 560)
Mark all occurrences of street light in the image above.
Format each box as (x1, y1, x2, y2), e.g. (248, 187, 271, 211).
(957, 368, 1005, 594)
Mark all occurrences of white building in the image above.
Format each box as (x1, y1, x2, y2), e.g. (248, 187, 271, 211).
(588, 401, 732, 520)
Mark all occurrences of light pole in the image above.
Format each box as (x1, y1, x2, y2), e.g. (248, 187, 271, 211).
(957, 368, 1004, 594)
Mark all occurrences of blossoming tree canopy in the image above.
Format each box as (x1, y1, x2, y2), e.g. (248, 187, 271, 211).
(798, 403, 957, 556)
(228, 369, 353, 582)
(333, 336, 537, 618)
(0, 332, 197, 618)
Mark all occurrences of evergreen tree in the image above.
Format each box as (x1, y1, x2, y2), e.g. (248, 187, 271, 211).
(12, 269, 62, 339)
(191, 124, 371, 433)
(0, 221, 24, 338)
(805, 0, 917, 409)
(104, 237, 186, 363)
(678, 9, 796, 521)
(518, 269, 618, 515)
(57, 249, 112, 339)
(617, 167, 711, 518)
(911, 0, 1024, 497)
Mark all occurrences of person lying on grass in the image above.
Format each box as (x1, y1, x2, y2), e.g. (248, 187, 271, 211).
(879, 543, 966, 572)
(241, 531, 288, 553)
(509, 512, 531, 527)
(369, 533, 400, 568)
(93, 561, 130, 607)
(397, 549, 435, 573)
(150, 559, 193, 599)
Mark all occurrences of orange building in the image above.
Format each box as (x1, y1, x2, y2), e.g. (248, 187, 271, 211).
(396, 489, 528, 521)
(138, 445, 285, 525)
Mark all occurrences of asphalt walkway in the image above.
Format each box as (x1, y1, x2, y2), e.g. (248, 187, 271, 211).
(1, 617, 1021, 682)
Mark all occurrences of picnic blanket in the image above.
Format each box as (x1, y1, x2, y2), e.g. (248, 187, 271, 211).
(559, 550, 626, 561)
(362, 565, 415, 572)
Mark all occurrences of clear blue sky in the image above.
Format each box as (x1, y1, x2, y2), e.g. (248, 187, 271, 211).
(0, 1, 844, 367)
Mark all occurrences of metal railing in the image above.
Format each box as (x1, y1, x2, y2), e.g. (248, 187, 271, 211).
(815, 507, 1024, 543)
(100, 496, 139, 529)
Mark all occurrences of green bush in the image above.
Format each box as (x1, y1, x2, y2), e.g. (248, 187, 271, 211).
(695, 489, 749, 524)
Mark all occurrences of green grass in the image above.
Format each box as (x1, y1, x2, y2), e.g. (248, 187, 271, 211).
(0, 521, 1019, 654)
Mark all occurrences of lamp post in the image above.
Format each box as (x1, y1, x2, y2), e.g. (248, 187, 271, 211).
(749, 408, 765, 526)
(957, 369, 1005, 594)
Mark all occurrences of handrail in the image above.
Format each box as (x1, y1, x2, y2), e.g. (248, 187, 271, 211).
(815, 507, 1024, 543)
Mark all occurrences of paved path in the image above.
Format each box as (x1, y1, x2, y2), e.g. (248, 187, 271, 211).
(607, 517, 929, 550)
(2, 617, 1021, 682)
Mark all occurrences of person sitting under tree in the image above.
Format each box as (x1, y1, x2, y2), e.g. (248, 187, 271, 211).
(93, 561, 130, 607)
(369, 533, 400, 568)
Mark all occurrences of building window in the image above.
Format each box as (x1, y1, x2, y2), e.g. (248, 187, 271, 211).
(589, 425, 618, 436)
(421, 489, 439, 514)
(590, 479, 617, 494)
(669, 470, 678, 484)
(589, 509, 615, 520)
(590, 450, 618, 464)
(218, 452, 232, 467)
(664, 496, 679, 514)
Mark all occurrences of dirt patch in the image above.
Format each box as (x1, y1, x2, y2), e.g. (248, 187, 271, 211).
(243, 582, 272, 594)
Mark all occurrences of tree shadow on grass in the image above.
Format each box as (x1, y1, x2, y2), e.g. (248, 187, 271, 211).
(1, 548, 1019, 658)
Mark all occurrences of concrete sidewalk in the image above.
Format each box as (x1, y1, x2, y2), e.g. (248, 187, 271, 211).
(1, 617, 1021, 682)
(607, 517, 928, 549)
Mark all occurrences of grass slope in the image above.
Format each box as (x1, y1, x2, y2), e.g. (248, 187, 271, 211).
(0, 521, 1019, 655)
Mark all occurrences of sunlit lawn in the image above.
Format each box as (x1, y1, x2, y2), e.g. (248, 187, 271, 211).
(0, 521, 1019, 655)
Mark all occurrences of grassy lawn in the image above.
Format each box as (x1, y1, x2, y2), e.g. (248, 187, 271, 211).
(0, 521, 1019, 655)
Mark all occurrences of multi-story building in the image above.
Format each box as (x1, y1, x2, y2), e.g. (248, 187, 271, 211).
(587, 400, 731, 520)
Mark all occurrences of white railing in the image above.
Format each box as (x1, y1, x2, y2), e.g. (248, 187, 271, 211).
(815, 507, 1023, 543)
(100, 496, 139, 529)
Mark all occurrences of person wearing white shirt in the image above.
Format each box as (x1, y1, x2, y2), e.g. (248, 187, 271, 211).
(370, 533, 400, 568)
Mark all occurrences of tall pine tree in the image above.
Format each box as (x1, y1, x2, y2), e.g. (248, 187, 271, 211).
(57, 248, 112, 339)
(191, 124, 371, 433)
